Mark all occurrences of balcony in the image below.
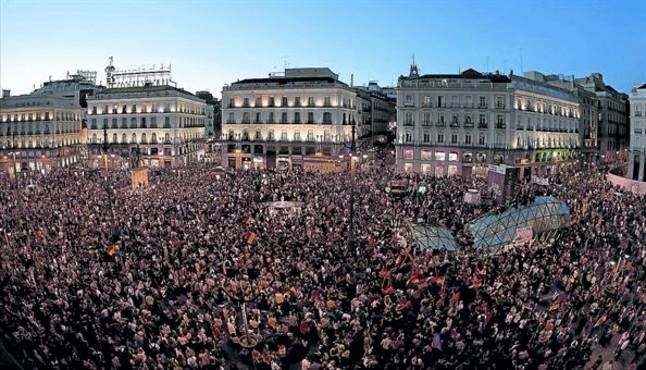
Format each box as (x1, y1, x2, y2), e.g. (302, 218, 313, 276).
(496, 123, 506, 129)
(478, 123, 488, 129)
(436, 122, 446, 128)
(478, 104, 488, 109)
(495, 104, 505, 110)
(450, 121, 460, 128)
(403, 121, 414, 127)
(464, 122, 474, 128)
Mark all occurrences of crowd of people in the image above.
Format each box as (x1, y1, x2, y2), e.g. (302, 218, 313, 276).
(0, 161, 644, 369)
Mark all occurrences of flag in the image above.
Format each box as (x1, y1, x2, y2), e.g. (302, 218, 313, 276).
(432, 334, 442, 351)
(106, 242, 120, 256)
(432, 275, 445, 286)
(469, 278, 482, 289)
(244, 231, 257, 245)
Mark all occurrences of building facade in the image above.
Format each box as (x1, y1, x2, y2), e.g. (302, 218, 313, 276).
(86, 85, 207, 168)
(221, 68, 359, 171)
(575, 73, 630, 161)
(356, 82, 396, 142)
(528, 72, 600, 160)
(0, 73, 96, 174)
(628, 84, 646, 181)
(396, 66, 580, 177)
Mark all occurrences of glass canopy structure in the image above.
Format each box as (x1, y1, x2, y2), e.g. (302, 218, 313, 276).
(409, 223, 459, 252)
(468, 196, 571, 250)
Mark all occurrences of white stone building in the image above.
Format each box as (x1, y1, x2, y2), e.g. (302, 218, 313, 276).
(86, 85, 207, 168)
(221, 68, 359, 171)
(628, 84, 646, 181)
(396, 65, 580, 177)
(0, 74, 95, 174)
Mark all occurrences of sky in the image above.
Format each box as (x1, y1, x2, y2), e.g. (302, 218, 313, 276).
(1, 0, 645, 97)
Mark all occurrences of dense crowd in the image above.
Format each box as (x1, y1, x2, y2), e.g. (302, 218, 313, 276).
(0, 162, 644, 369)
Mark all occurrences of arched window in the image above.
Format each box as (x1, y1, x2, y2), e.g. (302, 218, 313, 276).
(131, 133, 137, 144)
(151, 133, 157, 143)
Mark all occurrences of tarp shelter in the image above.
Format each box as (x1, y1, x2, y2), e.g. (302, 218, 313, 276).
(468, 196, 571, 251)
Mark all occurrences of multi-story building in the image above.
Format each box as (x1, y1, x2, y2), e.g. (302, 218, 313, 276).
(528, 72, 600, 160)
(221, 67, 359, 171)
(628, 84, 646, 181)
(396, 65, 580, 177)
(86, 84, 207, 168)
(196, 90, 221, 138)
(575, 73, 630, 161)
(0, 73, 96, 174)
(355, 82, 396, 143)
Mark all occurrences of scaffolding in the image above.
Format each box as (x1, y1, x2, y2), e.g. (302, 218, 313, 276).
(468, 196, 571, 251)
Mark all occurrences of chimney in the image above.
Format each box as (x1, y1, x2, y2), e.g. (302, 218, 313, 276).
(2, 89, 10, 98)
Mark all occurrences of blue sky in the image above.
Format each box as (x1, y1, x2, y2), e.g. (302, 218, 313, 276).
(1, 0, 644, 97)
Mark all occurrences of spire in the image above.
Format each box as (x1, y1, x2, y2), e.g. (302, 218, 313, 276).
(409, 55, 419, 78)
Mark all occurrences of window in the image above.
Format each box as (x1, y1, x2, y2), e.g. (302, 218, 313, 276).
(465, 134, 472, 145)
(102, 119, 108, 129)
(423, 96, 432, 107)
(438, 96, 444, 108)
(496, 97, 505, 109)
(112, 118, 118, 129)
(294, 112, 301, 124)
(423, 112, 431, 125)
(308, 97, 314, 106)
(141, 117, 147, 128)
(255, 97, 262, 107)
(308, 112, 314, 124)
(165, 116, 171, 128)
(294, 131, 301, 141)
(405, 112, 414, 125)
(451, 133, 458, 144)
(281, 111, 288, 124)
(479, 96, 487, 108)
(243, 98, 250, 107)
(268, 112, 274, 123)
(131, 118, 137, 128)
(479, 135, 486, 145)
(91, 119, 97, 129)
(405, 132, 412, 143)
(281, 96, 288, 107)
(403, 148, 414, 159)
(421, 149, 432, 160)
(496, 115, 505, 128)
(437, 133, 444, 143)
(323, 112, 332, 124)
(268, 96, 275, 107)
(132, 104, 137, 113)
(479, 114, 487, 128)
(324, 97, 331, 107)
(281, 131, 288, 141)
(294, 96, 301, 107)
(435, 151, 446, 161)
(242, 112, 250, 124)
(255, 112, 262, 123)
(151, 117, 157, 128)
(423, 132, 430, 143)
(405, 95, 413, 106)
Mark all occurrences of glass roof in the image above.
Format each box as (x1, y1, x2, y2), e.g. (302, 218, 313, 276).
(409, 224, 459, 251)
(468, 196, 571, 250)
